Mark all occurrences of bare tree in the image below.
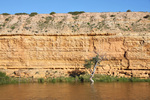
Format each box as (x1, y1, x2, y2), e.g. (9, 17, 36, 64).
(84, 54, 106, 83)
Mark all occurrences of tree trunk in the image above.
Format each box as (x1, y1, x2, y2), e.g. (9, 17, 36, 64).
(90, 61, 99, 83)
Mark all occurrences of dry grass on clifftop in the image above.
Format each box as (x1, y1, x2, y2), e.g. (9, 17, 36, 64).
(0, 12, 150, 36)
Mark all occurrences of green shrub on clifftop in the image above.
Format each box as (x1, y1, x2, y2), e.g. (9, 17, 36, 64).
(15, 13, 28, 15)
(126, 10, 132, 12)
(50, 12, 56, 15)
(2, 13, 10, 15)
(68, 11, 85, 15)
(29, 12, 38, 17)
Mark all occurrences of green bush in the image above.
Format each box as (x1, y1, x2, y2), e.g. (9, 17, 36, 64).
(0, 72, 7, 77)
(38, 78, 45, 83)
(126, 10, 132, 12)
(0, 72, 10, 85)
(29, 12, 38, 17)
(50, 12, 56, 15)
(15, 13, 28, 15)
(68, 11, 85, 15)
(51, 78, 56, 83)
(2, 13, 10, 15)
(79, 74, 90, 82)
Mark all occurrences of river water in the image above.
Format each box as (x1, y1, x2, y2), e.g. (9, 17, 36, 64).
(0, 82, 150, 100)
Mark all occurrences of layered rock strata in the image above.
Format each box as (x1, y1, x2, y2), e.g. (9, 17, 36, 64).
(0, 34, 150, 78)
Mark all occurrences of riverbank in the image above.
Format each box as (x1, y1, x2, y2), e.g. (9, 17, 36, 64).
(0, 71, 150, 85)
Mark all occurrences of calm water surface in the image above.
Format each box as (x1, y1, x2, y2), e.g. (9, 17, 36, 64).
(0, 82, 150, 100)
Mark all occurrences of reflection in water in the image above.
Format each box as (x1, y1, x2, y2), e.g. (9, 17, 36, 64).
(0, 82, 150, 100)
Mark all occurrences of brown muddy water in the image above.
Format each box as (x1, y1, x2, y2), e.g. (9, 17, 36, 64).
(0, 82, 150, 100)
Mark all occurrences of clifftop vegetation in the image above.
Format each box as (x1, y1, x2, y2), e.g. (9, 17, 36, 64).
(0, 12, 150, 35)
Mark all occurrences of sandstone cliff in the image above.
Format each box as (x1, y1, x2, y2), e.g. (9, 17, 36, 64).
(0, 12, 150, 78)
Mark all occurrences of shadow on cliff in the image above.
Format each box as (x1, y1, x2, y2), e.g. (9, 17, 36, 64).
(68, 69, 85, 77)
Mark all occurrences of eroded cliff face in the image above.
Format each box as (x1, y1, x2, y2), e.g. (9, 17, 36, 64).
(0, 34, 150, 78)
(0, 12, 150, 78)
